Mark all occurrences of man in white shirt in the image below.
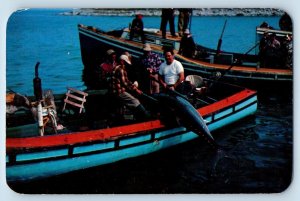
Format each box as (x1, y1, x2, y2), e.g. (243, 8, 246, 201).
(158, 48, 185, 91)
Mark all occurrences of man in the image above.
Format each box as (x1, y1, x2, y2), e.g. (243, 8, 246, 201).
(110, 54, 150, 121)
(129, 14, 146, 44)
(139, 43, 162, 94)
(265, 33, 281, 68)
(178, 9, 192, 37)
(178, 29, 196, 58)
(158, 48, 184, 91)
(258, 32, 269, 68)
(99, 49, 117, 88)
(161, 9, 176, 39)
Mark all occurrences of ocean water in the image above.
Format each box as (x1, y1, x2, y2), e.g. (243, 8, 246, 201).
(6, 9, 292, 194)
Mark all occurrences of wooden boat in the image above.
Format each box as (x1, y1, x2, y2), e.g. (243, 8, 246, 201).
(6, 75, 257, 182)
(78, 24, 292, 89)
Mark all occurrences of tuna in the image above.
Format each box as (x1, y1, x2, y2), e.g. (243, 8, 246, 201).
(153, 92, 218, 149)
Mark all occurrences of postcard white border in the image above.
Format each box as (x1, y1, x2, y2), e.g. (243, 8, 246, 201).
(1, 1, 299, 201)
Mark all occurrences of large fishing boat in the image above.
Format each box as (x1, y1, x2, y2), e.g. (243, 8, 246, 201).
(6, 63, 257, 182)
(78, 24, 292, 89)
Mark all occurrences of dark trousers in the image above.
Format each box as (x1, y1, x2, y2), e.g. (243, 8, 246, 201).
(161, 15, 175, 38)
(129, 29, 146, 43)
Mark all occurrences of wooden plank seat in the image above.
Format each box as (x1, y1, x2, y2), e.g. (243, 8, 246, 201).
(62, 87, 88, 114)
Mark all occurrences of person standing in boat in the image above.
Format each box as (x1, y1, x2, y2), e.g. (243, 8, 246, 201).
(178, 9, 192, 37)
(129, 14, 146, 44)
(139, 43, 162, 94)
(161, 9, 176, 39)
(178, 29, 196, 58)
(100, 49, 118, 87)
(158, 47, 185, 91)
(110, 54, 150, 121)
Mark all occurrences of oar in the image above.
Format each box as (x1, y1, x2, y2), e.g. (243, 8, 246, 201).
(216, 19, 227, 55)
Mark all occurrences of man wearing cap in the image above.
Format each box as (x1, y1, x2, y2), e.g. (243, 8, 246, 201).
(178, 29, 196, 58)
(139, 43, 162, 94)
(99, 49, 118, 87)
(129, 14, 146, 44)
(109, 54, 150, 121)
(158, 48, 185, 91)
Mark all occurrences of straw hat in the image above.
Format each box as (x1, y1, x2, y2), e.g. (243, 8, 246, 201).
(143, 43, 152, 51)
(106, 49, 116, 55)
(120, 54, 132, 65)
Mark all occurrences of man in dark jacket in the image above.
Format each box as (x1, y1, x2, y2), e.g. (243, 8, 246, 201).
(129, 14, 146, 43)
(178, 29, 196, 58)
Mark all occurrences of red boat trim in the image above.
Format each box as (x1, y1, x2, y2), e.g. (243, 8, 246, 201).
(6, 89, 256, 150)
(199, 89, 256, 116)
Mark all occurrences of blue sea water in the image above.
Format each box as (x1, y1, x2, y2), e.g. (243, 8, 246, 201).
(6, 9, 292, 194)
(6, 8, 280, 95)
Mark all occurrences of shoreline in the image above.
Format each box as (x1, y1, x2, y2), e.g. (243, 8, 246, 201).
(61, 8, 285, 17)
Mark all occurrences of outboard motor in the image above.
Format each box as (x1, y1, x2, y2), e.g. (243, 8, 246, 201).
(33, 62, 44, 136)
(33, 62, 42, 101)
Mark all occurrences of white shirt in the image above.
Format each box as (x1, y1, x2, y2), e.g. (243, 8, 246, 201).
(159, 60, 184, 85)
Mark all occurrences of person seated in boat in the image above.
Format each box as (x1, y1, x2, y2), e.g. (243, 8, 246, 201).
(178, 29, 196, 58)
(158, 47, 185, 92)
(258, 32, 269, 68)
(129, 14, 146, 44)
(109, 54, 150, 121)
(265, 33, 281, 68)
(120, 51, 139, 88)
(99, 49, 118, 87)
(139, 43, 162, 94)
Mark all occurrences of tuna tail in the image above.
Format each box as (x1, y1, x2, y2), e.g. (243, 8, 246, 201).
(154, 93, 218, 149)
(174, 94, 218, 149)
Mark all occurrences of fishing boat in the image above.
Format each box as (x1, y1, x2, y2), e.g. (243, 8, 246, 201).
(78, 24, 292, 89)
(6, 63, 257, 182)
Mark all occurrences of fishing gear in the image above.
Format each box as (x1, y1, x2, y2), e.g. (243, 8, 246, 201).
(216, 19, 227, 55)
